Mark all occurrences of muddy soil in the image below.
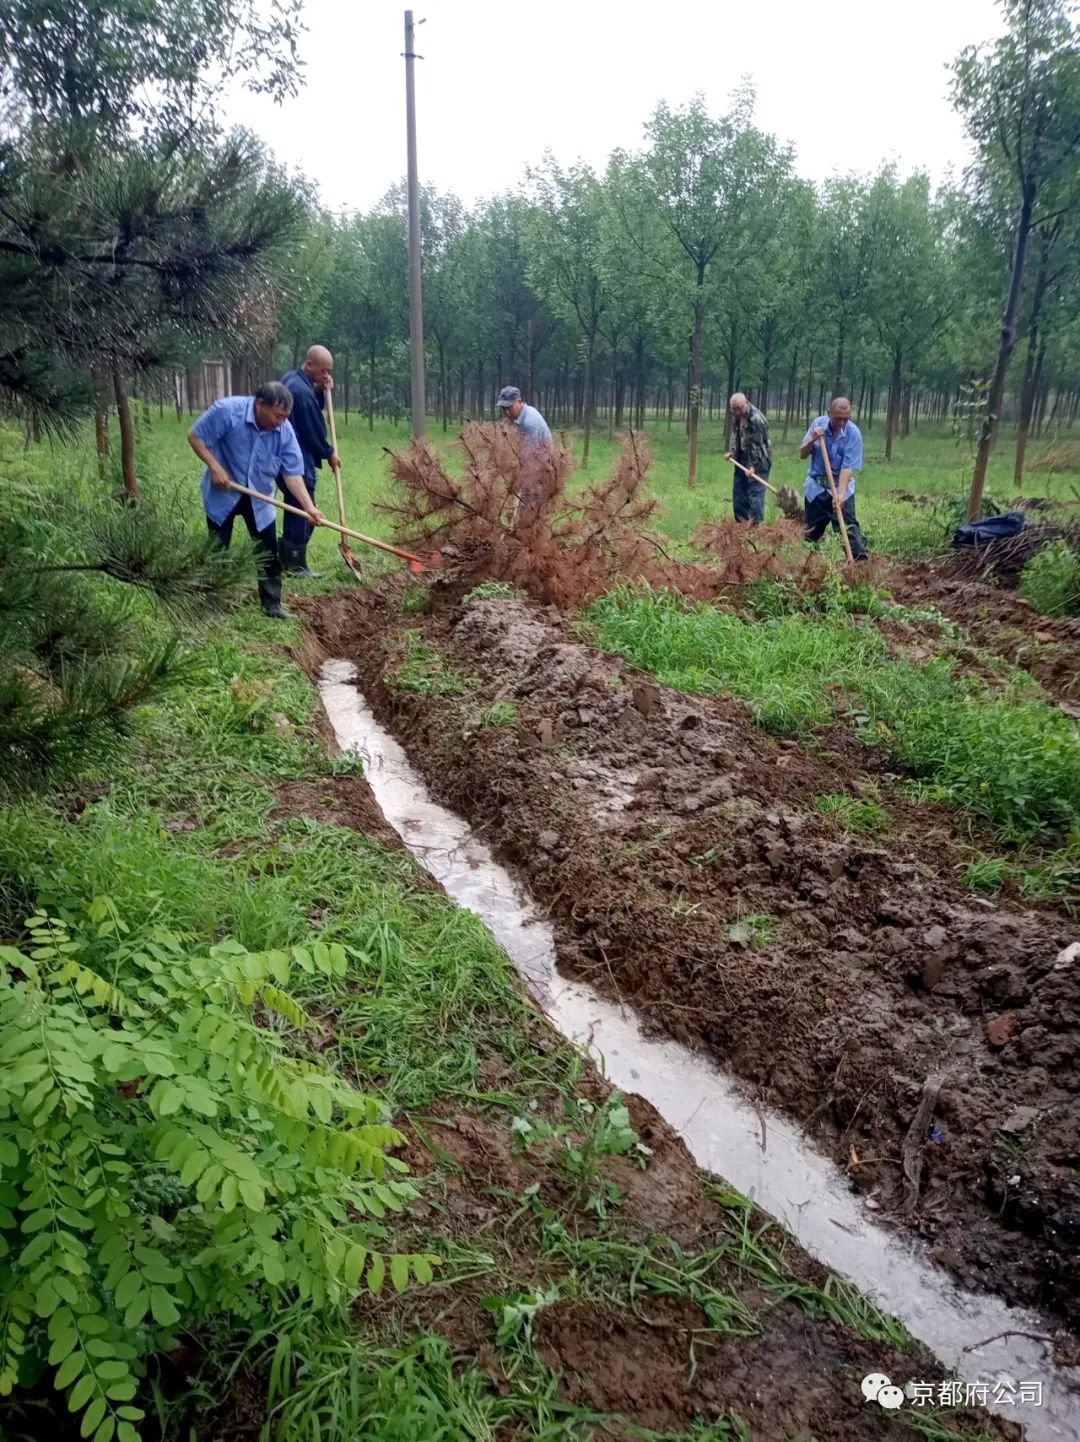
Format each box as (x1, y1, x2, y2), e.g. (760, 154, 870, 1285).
(887, 562, 1080, 707)
(373, 1098, 1015, 1442)
(304, 583, 1080, 1332)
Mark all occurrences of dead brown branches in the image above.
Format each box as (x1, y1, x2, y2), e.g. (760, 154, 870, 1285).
(382, 424, 676, 607)
(381, 425, 837, 609)
(691, 517, 831, 590)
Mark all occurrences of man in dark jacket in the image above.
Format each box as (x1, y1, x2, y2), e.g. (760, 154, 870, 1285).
(725, 392, 772, 524)
(280, 345, 341, 576)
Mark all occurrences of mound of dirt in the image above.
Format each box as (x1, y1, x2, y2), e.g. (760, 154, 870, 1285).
(887, 563, 1080, 705)
(304, 583, 1080, 1330)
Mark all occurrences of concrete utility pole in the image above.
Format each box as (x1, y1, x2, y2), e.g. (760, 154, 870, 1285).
(404, 10, 426, 439)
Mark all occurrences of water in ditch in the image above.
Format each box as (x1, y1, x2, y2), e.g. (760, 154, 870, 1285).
(319, 658, 1080, 1442)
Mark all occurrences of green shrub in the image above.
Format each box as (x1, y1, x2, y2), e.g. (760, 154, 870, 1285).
(0, 904, 434, 1442)
(1019, 540, 1080, 617)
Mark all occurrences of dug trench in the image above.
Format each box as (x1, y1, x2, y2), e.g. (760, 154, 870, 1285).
(300, 579, 1080, 1338)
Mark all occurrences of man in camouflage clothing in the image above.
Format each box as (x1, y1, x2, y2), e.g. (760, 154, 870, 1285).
(726, 392, 772, 524)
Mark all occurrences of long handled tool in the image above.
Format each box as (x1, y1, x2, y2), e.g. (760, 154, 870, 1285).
(816, 436, 855, 564)
(224, 481, 433, 573)
(724, 453, 802, 519)
(323, 389, 364, 582)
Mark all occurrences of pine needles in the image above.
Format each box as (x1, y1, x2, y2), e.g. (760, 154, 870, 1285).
(382, 425, 817, 609)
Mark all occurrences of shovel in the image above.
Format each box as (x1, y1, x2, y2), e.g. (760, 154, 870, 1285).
(724, 454, 802, 520)
(323, 388, 364, 583)
(816, 436, 855, 565)
(223, 481, 434, 573)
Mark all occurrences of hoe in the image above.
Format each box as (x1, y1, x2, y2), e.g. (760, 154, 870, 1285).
(223, 482, 437, 574)
(725, 455, 802, 520)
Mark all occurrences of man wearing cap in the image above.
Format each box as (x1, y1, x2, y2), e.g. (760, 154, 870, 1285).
(188, 381, 325, 620)
(496, 386, 552, 455)
(496, 387, 552, 516)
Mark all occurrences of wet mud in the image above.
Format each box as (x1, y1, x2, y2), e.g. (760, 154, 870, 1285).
(303, 580, 1080, 1335)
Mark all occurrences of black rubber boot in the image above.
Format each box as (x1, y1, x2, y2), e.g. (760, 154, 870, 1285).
(280, 542, 321, 578)
(258, 574, 292, 621)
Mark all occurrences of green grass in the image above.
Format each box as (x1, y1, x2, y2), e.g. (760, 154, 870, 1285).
(1019, 539, 1080, 616)
(815, 789, 890, 834)
(386, 630, 476, 698)
(588, 586, 1080, 844)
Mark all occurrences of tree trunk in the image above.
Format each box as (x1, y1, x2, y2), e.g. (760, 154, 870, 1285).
(967, 185, 1035, 521)
(582, 334, 596, 466)
(368, 346, 377, 431)
(1013, 321, 1043, 485)
(885, 354, 902, 461)
(833, 324, 845, 398)
(113, 365, 138, 499)
(94, 369, 110, 481)
(687, 276, 705, 487)
(1035, 351, 1051, 434)
(343, 350, 350, 424)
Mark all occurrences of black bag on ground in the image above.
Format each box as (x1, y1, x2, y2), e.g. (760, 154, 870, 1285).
(950, 512, 1025, 548)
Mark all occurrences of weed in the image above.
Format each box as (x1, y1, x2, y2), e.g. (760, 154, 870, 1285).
(960, 855, 1008, 892)
(482, 1284, 560, 1350)
(588, 585, 889, 733)
(387, 630, 475, 697)
(882, 601, 964, 639)
(463, 581, 528, 604)
(816, 789, 889, 834)
(511, 1092, 652, 1211)
(478, 701, 519, 727)
(1018, 539, 1080, 616)
(709, 1186, 910, 1347)
(726, 913, 779, 948)
(399, 585, 428, 614)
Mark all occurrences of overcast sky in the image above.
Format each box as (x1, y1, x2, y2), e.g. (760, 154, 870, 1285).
(226, 0, 1004, 214)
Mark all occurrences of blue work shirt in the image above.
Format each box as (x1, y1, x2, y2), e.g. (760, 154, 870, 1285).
(514, 403, 552, 453)
(802, 416, 863, 501)
(193, 396, 305, 532)
(282, 368, 334, 483)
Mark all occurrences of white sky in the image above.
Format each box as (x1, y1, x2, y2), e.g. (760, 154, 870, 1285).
(226, 0, 1004, 214)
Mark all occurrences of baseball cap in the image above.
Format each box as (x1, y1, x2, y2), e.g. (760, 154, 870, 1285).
(496, 386, 521, 409)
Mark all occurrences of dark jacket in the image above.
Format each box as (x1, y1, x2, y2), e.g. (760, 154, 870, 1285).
(282, 368, 334, 482)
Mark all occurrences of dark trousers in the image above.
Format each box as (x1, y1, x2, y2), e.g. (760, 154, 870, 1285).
(733, 464, 768, 524)
(279, 475, 316, 545)
(804, 490, 869, 560)
(206, 492, 283, 611)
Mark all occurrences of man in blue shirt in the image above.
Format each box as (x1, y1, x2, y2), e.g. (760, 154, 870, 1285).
(280, 345, 341, 577)
(496, 386, 552, 514)
(188, 382, 325, 620)
(798, 397, 869, 560)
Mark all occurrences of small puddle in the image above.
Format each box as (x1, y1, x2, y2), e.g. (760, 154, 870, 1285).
(319, 659, 1080, 1442)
